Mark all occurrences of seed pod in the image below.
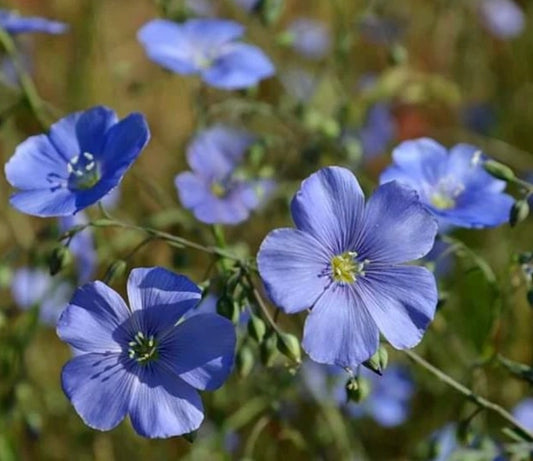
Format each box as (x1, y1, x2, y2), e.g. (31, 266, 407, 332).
(49, 246, 71, 276)
(509, 200, 530, 227)
(276, 332, 301, 363)
(483, 160, 515, 181)
(216, 296, 240, 323)
(236, 346, 254, 378)
(345, 376, 370, 403)
(363, 346, 388, 375)
(247, 314, 266, 343)
(260, 331, 278, 366)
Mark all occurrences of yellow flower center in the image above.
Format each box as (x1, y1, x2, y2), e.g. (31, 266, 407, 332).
(331, 251, 367, 284)
(430, 192, 455, 210)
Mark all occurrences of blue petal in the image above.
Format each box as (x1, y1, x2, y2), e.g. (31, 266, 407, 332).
(175, 171, 212, 209)
(368, 397, 408, 427)
(258, 228, 331, 314)
(126, 268, 201, 335)
(445, 189, 513, 228)
(75, 106, 118, 156)
(98, 112, 149, 179)
(187, 125, 255, 179)
(137, 19, 199, 75)
(61, 353, 133, 431)
(5, 133, 67, 190)
(357, 265, 437, 349)
(202, 43, 274, 90)
(0, 11, 68, 35)
(57, 281, 131, 352)
(39, 281, 72, 326)
(380, 138, 448, 185)
(447, 144, 505, 193)
(129, 366, 204, 438)
(291, 166, 365, 255)
(356, 181, 437, 263)
(48, 111, 82, 162)
(184, 18, 244, 48)
(11, 268, 52, 308)
(10, 188, 77, 217)
(302, 285, 379, 367)
(512, 398, 533, 431)
(160, 314, 235, 390)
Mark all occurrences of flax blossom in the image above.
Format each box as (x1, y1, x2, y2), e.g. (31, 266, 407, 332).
(258, 167, 438, 367)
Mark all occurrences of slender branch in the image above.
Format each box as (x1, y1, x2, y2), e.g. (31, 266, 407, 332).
(243, 271, 282, 335)
(404, 349, 533, 441)
(0, 27, 51, 130)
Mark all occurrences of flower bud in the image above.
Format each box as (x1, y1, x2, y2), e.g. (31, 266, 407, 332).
(216, 296, 240, 323)
(483, 160, 515, 181)
(103, 260, 127, 284)
(247, 314, 266, 343)
(49, 246, 71, 276)
(363, 346, 388, 375)
(183, 430, 197, 443)
(276, 332, 301, 363)
(260, 331, 278, 366)
(236, 346, 254, 378)
(345, 376, 370, 403)
(509, 199, 529, 227)
(259, 0, 284, 25)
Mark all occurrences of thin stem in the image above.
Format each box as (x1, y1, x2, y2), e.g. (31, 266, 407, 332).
(243, 271, 282, 335)
(0, 27, 51, 130)
(404, 349, 533, 441)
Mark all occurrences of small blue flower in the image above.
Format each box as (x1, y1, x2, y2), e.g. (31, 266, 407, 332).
(137, 18, 274, 90)
(0, 9, 68, 35)
(512, 398, 533, 432)
(11, 267, 72, 325)
(479, 0, 525, 39)
(380, 138, 514, 229)
(5, 106, 150, 217)
(175, 125, 274, 225)
(258, 167, 438, 367)
(57, 267, 236, 438)
(59, 212, 97, 284)
(286, 18, 331, 60)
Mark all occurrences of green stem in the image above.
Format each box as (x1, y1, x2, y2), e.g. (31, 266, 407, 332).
(404, 349, 533, 441)
(0, 27, 51, 130)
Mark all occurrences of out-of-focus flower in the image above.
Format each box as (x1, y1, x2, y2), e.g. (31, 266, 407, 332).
(479, 0, 525, 39)
(175, 125, 274, 225)
(59, 212, 96, 284)
(258, 167, 438, 367)
(512, 398, 533, 431)
(57, 267, 236, 438)
(358, 15, 403, 44)
(360, 103, 396, 159)
(11, 267, 72, 325)
(285, 18, 331, 60)
(380, 138, 514, 230)
(461, 102, 496, 135)
(424, 240, 454, 279)
(137, 18, 274, 90)
(302, 361, 414, 427)
(5, 106, 149, 217)
(0, 9, 68, 35)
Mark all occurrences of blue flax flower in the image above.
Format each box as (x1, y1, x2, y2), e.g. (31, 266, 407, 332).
(0, 9, 68, 35)
(175, 125, 274, 225)
(286, 18, 331, 60)
(137, 18, 274, 90)
(57, 267, 236, 438)
(258, 166, 438, 367)
(479, 0, 525, 39)
(380, 138, 514, 229)
(5, 106, 149, 217)
(512, 398, 533, 432)
(12, 267, 72, 325)
(59, 212, 97, 284)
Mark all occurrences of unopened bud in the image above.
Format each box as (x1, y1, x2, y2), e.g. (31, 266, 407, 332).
(247, 314, 266, 343)
(483, 160, 515, 181)
(260, 331, 278, 366)
(237, 346, 254, 378)
(182, 430, 197, 443)
(510, 200, 529, 227)
(49, 246, 71, 276)
(259, 0, 284, 25)
(363, 346, 388, 375)
(276, 332, 301, 363)
(217, 296, 240, 323)
(345, 376, 370, 403)
(103, 260, 127, 284)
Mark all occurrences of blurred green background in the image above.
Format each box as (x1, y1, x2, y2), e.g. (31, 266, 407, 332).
(1, 0, 533, 459)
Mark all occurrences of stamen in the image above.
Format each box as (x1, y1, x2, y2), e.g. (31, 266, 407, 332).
(330, 251, 368, 284)
(127, 331, 158, 364)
